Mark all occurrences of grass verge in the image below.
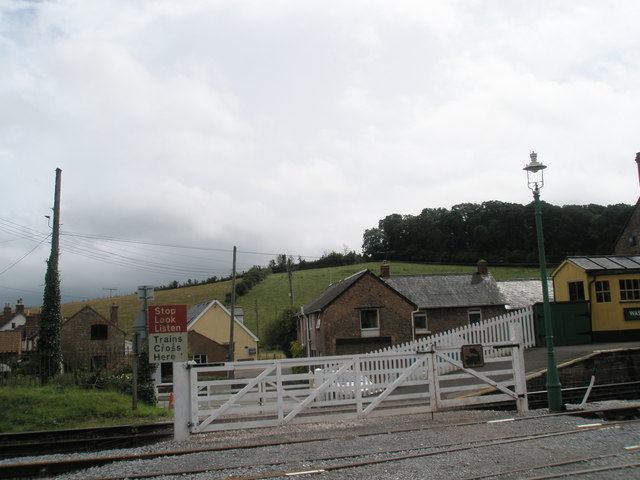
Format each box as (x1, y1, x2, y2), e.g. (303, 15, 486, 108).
(0, 386, 172, 433)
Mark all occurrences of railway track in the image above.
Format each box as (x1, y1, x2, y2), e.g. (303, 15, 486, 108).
(2, 405, 639, 479)
(0, 422, 173, 459)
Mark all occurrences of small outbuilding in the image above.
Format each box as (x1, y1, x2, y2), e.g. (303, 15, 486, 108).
(552, 255, 640, 341)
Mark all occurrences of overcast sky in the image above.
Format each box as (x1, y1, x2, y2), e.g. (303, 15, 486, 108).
(1, 0, 639, 308)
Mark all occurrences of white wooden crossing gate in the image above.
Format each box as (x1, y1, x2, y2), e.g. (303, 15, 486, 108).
(172, 325, 528, 440)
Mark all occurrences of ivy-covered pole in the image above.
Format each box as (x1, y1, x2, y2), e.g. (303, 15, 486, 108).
(37, 168, 63, 384)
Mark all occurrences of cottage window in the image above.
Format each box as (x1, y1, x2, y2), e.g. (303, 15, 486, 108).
(468, 308, 482, 324)
(414, 313, 428, 333)
(91, 356, 107, 371)
(193, 354, 208, 364)
(568, 281, 585, 301)
(90, 324, 108, 340)
(316, 314, 321, 330)
(595, 281, 611, 303)
(360, 309, 380, 337)
(619, 279, 640, 301)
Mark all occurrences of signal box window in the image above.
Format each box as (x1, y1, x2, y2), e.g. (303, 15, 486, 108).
(595, 281, 611, 303)
(620, 279, 640, 301)
(568, 281, 585, 301)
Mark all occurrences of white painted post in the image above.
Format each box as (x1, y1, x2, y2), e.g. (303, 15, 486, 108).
(426, 345, 439, 411)
(510, 323, 529, 413)
(173, 361, 191, 441)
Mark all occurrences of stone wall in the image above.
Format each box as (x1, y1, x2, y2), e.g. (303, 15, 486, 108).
(527, 348, 640, 401)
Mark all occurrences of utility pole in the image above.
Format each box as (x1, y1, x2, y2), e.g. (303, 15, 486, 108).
(228, 246, 237, 363)
(103, 287, 118, 298)
(37, 168, 63, 384)
(51, 168, 61, 266)
(287, 257, 294, 307)
(254, 298, 259, 356)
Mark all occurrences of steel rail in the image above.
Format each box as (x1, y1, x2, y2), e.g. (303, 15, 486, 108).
(1, 405, 638, 479)
(464, 450, 640, 479)
(526, 462, 640, 479)
(218, 421, 640, 480)
(5, 415, 639, 480)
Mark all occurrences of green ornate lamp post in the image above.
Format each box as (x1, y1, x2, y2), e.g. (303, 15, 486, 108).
(524, 151, 563, 412)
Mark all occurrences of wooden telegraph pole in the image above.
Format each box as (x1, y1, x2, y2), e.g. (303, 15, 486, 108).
(228, 246, 237, 362)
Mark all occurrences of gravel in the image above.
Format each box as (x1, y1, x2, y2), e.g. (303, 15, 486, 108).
(4, 401, 640, 480)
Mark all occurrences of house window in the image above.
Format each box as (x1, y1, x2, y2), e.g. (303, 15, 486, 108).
(193, 354, 208, 364)
(360, 309, 380, 337)
(91, 356, 107, 371)
(316, 314, 321, 330)
(568, 281, 585, 301)
(620, 279, 640, 301)
(90, 324, 108, 340)
(468, 308, 482, 324)
(414, 313, 428, 333)
(595, 281, 611, 303)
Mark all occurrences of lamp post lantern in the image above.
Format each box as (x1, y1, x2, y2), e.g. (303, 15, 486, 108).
(524, 151, 563, 412)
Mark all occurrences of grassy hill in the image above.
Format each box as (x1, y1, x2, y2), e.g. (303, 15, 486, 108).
(56, 262, 538, 340)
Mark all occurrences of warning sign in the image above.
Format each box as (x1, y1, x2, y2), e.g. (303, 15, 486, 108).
(461, 344, 484, 368)
(147, 305, 188, 363)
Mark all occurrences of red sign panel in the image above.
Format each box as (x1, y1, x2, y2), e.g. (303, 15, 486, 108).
(147, 305, 187, 334)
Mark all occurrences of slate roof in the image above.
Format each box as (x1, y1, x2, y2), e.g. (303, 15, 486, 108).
(302, 270, 370, 314)
(496, 278, 553, 310)
(383, 272, 506, 309)
(562, 255, 640, 273)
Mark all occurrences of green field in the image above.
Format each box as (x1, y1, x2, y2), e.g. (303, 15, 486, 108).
(58, 262, 538, 339)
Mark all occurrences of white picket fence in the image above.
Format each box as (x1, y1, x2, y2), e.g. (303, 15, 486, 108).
(374, 306, 536, 374)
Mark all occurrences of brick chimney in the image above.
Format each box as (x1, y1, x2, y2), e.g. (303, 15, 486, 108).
(636, 152, 640, 189)
(380, 262, 390, 278)
(15, 298, 24, 315)
(110, 303, 119, 326)
(3, 303, 11, 317)
(477, 259, 489, 276)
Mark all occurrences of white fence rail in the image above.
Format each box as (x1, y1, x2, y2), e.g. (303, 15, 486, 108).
(172, 324, 528, 440)
(374, 306, 535, 374)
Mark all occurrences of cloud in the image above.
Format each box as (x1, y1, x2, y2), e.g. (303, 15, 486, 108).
(1, 0, 640, 306)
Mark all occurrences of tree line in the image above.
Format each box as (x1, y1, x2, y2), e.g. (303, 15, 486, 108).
(362, 201, 633, 265)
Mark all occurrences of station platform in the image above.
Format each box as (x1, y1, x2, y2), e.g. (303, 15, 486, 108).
(524, 341, 640, 376)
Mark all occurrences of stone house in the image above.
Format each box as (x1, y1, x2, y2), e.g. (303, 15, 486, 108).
(60, 304, 127, 372)
(297, 269, 417, 357)
(381, 261, 507, 338)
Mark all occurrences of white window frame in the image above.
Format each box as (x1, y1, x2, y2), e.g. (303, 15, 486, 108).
(193, 354, 208, 364)
(468, 308, 482, 324)
(360, 309, 380, 337)
(414, 312, 429, 334)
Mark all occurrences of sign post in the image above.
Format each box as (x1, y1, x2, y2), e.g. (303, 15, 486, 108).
(147, 305, 188, 363)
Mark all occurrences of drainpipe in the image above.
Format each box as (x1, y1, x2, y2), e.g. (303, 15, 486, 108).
(411, 308, 421, 341)
(301, 306, 310, 357)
